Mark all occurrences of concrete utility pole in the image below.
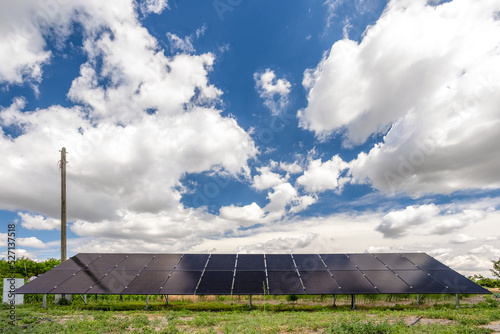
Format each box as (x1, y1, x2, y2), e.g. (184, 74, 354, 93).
(60, 147, 67, 262)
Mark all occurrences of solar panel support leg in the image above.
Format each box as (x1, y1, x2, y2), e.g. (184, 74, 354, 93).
(79, 294, 87, 305)
(249, 295, 252, 308)
(42, 294, 46, 308)
(351, 294, 355, 310)
(145, 295, 149, 310)
(456, 294, 459, 308)
(416, 294, 421, 305)
(165, 295, 169, 305)
(332, 295, 336, 307)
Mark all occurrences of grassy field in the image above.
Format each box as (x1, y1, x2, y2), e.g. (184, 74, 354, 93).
(1, 293, 499, 333)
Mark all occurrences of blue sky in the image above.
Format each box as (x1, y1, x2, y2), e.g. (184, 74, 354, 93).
(1, 0, 499, 277)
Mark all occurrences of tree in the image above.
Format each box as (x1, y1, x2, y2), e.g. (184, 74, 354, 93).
(492, 258, 500, 279)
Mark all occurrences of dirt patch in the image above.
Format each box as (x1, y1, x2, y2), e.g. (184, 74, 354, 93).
(481, 321, 500, 334)
(405, 316, 456, 326)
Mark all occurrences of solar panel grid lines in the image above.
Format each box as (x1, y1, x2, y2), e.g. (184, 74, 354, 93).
(119, 254, 157, 295)
(230, 254, 238, 295)
(194, 254, 213, 294)
(345, 254, 381, 294)
(263, 254, 270, 294)
(290, 254, 307, 294)
(16, 253, 491, 296)
(317, 254, 344, 294)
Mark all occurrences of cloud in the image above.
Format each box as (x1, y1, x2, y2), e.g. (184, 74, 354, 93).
(252, 166, 288, 190)
(0, 0, 76, 85)
(377, 204, 440, 238)
(166, 33, 195, 54)
(254, 69, 291, 115)
(219, 202, 265, 227)
(17, 237, 48, 249)
(278, 161, 303, 174)
(0, 0, 257, 252)
(297, 155, 350, 193)
(451, 234, 478, 244)
(140, 0, 169, 15)
(301, 0, 500, 196)
(19, 212, 60, 231)
(235, 233, 317, 254)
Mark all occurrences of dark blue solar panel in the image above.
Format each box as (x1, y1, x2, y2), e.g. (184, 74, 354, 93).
(205, 254, 236, 271)
(348, 254, 387, 270)
(300, 271, 341, 294)
(53, 253, 101, 270)
(124, 271, 170, 295)
(362, 271, 413, 294)
(86, 270, 139, 294)
(267, 271, 304, 294)
(16, 253, 490, 296)
(266, 254, 295, 271)
(427, 270, 490, 294)
(236, 254, 265, 271)
(374, 253, 417, 270)
(196, 271, 234, 294)
(321, 254, 357, 270)
(50, 270, 108, 294)
(16, 270, 75, 294)
(144, 254, 181, 270)
(175, 254, 209, 271)
(162, 271, 202, 294)
(293, 254, 326, 271)
(233, 271, 267, 294)
(85, 254, 128, 271)
(330, 271, 378, 294)
(402, 253, 449, 270)
(115, 254, 154, 271)
(394, 270, 449, 293)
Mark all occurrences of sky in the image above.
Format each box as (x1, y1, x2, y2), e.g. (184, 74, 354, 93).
(0, 0, 499, 277)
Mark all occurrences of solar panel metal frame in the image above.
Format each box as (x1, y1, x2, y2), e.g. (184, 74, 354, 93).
(16, 253, 490, 297)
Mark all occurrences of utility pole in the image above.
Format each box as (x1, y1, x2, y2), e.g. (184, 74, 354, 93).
(60, 147, 67, 262)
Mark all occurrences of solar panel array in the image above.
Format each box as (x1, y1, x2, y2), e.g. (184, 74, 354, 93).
(16, 253, 490, 296)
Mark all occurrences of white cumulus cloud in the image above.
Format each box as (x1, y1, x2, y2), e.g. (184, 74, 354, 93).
(254, 69, 291, 115)
(301, 0, 500, 197)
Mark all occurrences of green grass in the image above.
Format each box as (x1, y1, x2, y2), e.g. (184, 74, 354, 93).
(0, 295, 498, 333)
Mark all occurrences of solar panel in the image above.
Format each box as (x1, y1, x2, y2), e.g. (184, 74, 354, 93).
(348, 254, 387, 270)
(50, 270, 108, 294)
(361, 271, 413, 294)
(393, 270, 449, 293)
(175, 254, 209, 271)
(233, 271, 267, 294)
(321, 254, 357, 270)
(426, 270, 490, 294)
(236, 254, 265, 271)
(16, 270, 75, 294)
(144, 254, 181, 270)
(196, 271, 234, 294)
(266, 254, 295, 271)
(53, 253, 101, 271)
(86, 270, 139, 294)
(124, 271, 170, 295)
(402, 253, 449, 270)
(162, 271, 202, 294)
(293, 254, 326, 271)
(115, 254, 155, 271)
(205, 254, 236, 271)
(330, 271, 378, 294)
(374, 253, 417, 270)
(300, 271, 341, 294)
(16, 253, 489, 298)
(267, 271, 304, 294)
(85, 254, 128, 271)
